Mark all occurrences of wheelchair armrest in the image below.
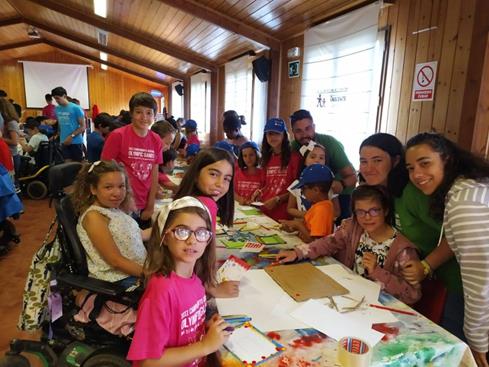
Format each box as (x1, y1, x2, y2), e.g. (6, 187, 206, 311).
(56, 273, 126, 297)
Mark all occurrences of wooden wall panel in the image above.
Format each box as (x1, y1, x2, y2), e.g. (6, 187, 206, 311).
(0, 49, 168, 119)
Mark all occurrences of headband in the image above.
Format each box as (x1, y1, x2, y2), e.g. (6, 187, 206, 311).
(156, 196, 211, 235)
(299, 141, 319, 157)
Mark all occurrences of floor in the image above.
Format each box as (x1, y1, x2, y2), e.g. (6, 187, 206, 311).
(0, 198, 54, 366)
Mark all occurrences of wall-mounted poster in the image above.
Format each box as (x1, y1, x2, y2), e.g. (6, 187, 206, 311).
(288, 60, 300, 78)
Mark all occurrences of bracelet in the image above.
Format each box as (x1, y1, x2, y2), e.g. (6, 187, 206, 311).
(421, 260, 432, 277)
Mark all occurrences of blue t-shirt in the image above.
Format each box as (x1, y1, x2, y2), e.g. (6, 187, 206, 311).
(55, 102, 84, 144)
(86, 130, 104, 162)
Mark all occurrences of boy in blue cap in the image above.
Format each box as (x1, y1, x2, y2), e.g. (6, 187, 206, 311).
(280, 163, 335, 242)
(183, 119, 200, 148)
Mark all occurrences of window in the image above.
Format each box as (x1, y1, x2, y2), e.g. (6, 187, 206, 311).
(301, 3, 382, 168)
(171, 81, 184, 120)
(190, 72, 211, 144)
(225, 56, 267, 143)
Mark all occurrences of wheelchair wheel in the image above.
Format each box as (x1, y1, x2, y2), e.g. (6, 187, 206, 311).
(83, 353, 130, 367)
(26, 180, 48, 200)
(0, 354, 30, 367)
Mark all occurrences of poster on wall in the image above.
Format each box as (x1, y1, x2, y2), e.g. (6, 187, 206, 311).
(288, 60, 300, 78)
(412, 61, 437, 101)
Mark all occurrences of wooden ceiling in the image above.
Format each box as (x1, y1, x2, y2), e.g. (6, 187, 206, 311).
(0, 0, 373, 86)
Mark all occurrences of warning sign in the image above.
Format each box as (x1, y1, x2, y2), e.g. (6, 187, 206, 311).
(412, 61, 437, 101)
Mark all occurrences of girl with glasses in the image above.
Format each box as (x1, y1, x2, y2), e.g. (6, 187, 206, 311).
(277, 185, 421, 305)
(128, 196, 232, 367)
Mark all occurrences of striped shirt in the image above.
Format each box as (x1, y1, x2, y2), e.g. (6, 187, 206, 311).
(444, 178, 489, 353)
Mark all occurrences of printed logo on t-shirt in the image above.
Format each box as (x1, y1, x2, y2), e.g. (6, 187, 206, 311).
(266, 165, 287, 196)
(128, 147, 156, 181)
(180, 295, 206, 337)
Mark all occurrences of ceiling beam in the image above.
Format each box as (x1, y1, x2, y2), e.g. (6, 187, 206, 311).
(0, 39, 42, 52)
(42, 39, 169, 86)
(25, 18, 185, 80)
(158, 0, 280, 50)
(0, 16, 23, 27)
(26, 0, 216, 71)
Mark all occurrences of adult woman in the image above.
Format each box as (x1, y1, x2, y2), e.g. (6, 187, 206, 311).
(359, 133, 463, 335)
(406, 133, 489, 367)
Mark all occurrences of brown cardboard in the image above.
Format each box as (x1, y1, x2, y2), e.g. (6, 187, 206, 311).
(265, 263, 348, 302)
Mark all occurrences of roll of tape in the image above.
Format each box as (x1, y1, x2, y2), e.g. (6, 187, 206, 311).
(337, 337, 372, 367)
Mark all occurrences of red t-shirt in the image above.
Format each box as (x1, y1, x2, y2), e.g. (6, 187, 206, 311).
(0, 140, 14, 171)
(158, 171, 171, 185)
(186, 134, 200, 146)
(234, 167, 264, 201)
(42, 104, 57, 120)
(262, 152, 301, 221)
(101, 124, 163, 209)
(127, 273, 206, 367)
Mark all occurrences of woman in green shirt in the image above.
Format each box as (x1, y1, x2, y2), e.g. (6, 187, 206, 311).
(358, 133, 464, 340)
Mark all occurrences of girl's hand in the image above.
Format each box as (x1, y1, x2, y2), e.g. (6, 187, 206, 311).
(402, 260, 426, 284)
(276, 250, 298, 263)
(279, 219, 296, 232)
(263, 197, 278, 210)
(363, 252, 377, 275)
(140, 207, 153, 221)
(202, 314, 232, 354)
(250, 189, 262, 202)
(214, 281, 240, 298)
(472, 349, 489, 367)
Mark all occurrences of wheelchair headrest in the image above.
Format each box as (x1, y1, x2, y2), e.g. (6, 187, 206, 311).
(49, 162, 83, 196)
(55, 195, 88, 275)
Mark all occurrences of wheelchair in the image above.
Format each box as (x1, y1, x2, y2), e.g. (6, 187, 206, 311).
(1, 162, 140, 367)
(18, 140, 64, 200)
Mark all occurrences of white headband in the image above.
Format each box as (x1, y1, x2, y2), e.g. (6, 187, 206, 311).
(156, 196, 211, 235)
(299, 140, 318, 156)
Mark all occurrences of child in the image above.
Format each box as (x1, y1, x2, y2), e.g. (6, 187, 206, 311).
(72, 160, 149, 284)
(101, 92, 163, 227)
(234, 141, 264, 205)
(280, 164, 335, 242)
(174, 148, 238, 298)
(127, 196, 232, 366)
(18, 119, 48, 162)
(157, 148, 179, 196)
(287, 141, 340, 219)
(183, 119, 200, 148)
(151, 120, 176, 153)
(223, 110, 248, 153)
(277, 185, 421, 305)
(257, 118, 301, 221)
(86, 112, 113, 162)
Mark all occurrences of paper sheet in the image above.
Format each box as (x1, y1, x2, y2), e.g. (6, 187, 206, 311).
(290, 299, 385, 347)
(224, 324, 282, 364)
(216, 270, 308, 331)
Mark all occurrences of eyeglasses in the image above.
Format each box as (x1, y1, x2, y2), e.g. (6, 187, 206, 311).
(169, 225, 212, 242)
(354, 207, 383, 218)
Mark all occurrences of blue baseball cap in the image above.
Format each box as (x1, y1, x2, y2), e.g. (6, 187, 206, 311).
(264, 118, 287, 133)
(214, 140, 237, 157)
(183, 119, 197, 129)
(240, 141, 260, 152)
(186, 143, 200, 157)
(292, 164, 334, 189)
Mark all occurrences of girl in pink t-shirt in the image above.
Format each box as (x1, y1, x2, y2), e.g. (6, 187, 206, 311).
(127, 196, 232, 367)
(174, 148, 239, 298)
(234, 141, 264, 205)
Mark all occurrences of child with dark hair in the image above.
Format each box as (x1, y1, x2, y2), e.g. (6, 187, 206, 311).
(280, 164, 335, 242)
(151, 120, 176, 153)
(223, 110, 248, 152)
(406, 133, 489, 362)
(18, 119, 48, 161)
(157, 148, 179, 195)
(234, 141, 264, 205)
(257, 118, 301, 221)
(102, 92, 162, 227)
(42, 93, 56, 120)
(278, 185, 421, 305)
(87, 112, 113, 162)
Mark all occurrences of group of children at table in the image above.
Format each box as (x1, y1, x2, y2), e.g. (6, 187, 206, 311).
(68, 92, 488, 366)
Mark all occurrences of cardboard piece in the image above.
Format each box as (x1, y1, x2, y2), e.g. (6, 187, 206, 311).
(265, 263, 348, 301)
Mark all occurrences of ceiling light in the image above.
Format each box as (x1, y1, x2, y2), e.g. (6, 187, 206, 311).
(100, 51, 108, 61)
(101, 64, 108, 70)
(94, 0, 107, 18)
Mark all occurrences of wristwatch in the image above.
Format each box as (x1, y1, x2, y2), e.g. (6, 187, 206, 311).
(71, 133, 76, 138)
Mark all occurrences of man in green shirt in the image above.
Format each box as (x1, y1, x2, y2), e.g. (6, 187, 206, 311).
(289, 109, 357, 220)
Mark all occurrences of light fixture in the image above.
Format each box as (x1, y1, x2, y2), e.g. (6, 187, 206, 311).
(99, 51, 108, 61)
(94, 0, 107, 18)
(101, 64, 108, 70)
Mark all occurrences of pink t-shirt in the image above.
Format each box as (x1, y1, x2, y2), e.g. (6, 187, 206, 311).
(158, 171, 171, 185)
(127, 272, 206, 367)
(262, 152, 301, 221)
(234, 167, 264, 201)
(197, 195, 217, 232)
(42, 104, 56, 120)
(101, 124, 163, 209)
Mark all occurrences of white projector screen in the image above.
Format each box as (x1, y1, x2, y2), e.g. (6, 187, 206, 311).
(22, 61, 90, 109)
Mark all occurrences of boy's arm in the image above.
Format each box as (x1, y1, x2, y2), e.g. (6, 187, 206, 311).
(141, 164, 159, 221)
